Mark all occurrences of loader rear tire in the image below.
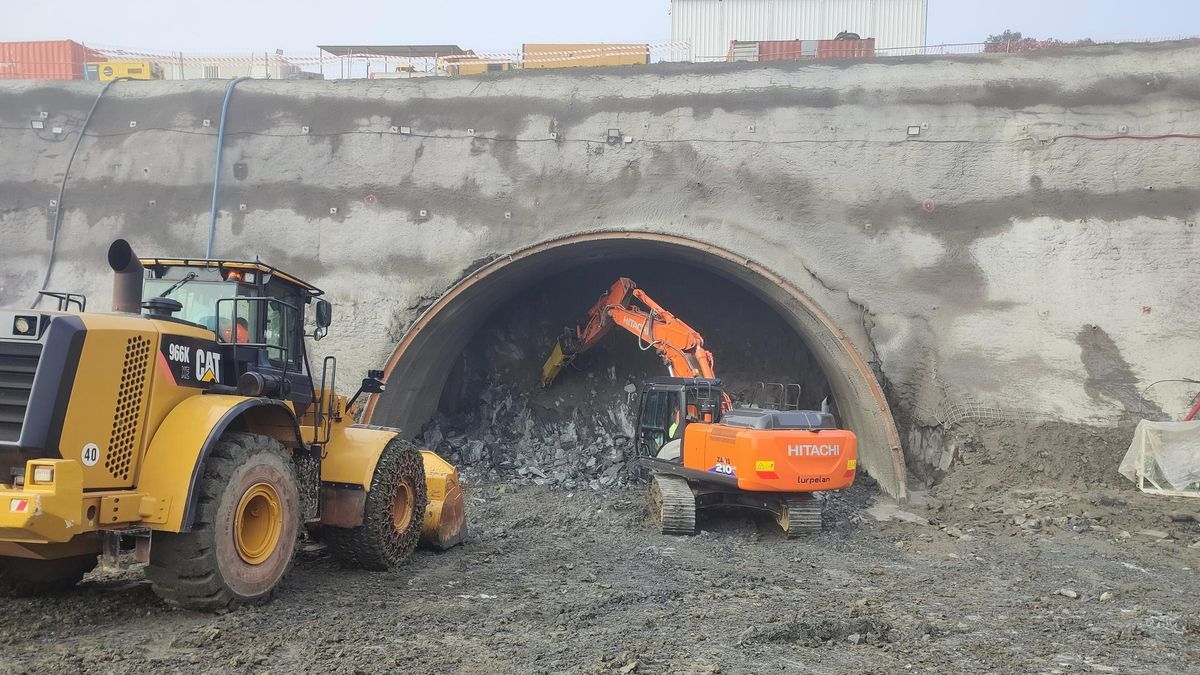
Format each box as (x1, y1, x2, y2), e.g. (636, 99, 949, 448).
(325, 438, 428, 571)
(146, 432, 300, 612)
(0, 554, 97, 597)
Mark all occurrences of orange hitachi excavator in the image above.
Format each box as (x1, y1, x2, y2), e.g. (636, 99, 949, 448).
(541, 277, 858, 537)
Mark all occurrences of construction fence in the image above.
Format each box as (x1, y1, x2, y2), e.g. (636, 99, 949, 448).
(2, 35, 1196, 81)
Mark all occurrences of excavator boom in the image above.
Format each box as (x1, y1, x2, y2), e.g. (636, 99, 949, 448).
(541, 277, 724, 405)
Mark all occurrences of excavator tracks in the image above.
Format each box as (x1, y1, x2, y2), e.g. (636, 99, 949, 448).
(650, 473, 696, 535)
(778, 496, 823, 538)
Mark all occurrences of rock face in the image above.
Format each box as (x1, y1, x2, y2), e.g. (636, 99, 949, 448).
(2, 40, 1198, 488)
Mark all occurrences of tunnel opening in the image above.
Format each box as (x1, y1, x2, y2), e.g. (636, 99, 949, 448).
(428, 258, 835, 487)
(366, 232, 906, 500)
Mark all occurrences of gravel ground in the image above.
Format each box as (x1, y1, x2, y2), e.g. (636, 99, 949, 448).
(1, 475, 1197, 674)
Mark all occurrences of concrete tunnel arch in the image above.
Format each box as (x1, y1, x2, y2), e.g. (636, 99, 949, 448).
(363, 231, 907, 502)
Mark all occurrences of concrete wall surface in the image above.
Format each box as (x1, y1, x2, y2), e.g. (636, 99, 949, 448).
(1, 40, 1198, 478)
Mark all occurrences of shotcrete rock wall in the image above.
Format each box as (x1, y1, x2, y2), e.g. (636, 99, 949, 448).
(1, 40, 1198, 491)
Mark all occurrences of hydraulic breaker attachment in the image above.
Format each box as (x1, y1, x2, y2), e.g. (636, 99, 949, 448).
(540, 340, 572, 388)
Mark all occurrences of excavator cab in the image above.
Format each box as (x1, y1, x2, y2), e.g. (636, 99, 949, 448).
(635, 377, 724, 462)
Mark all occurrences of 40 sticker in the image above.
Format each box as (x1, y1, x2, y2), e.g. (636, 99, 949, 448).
(81, 443, 100, 467)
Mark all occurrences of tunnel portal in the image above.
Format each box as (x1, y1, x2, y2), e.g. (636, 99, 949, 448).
(366, 232, 906, 500)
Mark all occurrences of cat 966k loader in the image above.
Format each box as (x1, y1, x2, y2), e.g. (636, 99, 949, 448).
(0, 240, 465, 610)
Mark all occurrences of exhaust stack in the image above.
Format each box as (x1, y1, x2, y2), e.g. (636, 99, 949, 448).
(107, 239, 144, 313)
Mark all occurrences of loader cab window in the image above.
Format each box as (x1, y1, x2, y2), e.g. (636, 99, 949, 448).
(142, 269, 249, 334)
(220, 316, 250, 343)
(264, 299, 303, 370)
(262, 279, 305, 371)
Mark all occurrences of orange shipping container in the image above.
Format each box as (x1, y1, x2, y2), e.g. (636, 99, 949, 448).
(0, 40, 106, 80)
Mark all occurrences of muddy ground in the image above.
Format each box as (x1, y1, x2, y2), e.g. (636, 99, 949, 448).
(2, 422, 1199, 675)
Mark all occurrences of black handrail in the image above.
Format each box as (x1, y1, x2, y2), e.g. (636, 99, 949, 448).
(314, 355, 337, 445)
(37, 291, 86, 312)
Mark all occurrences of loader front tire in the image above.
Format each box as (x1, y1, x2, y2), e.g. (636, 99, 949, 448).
(325, 438, 427, 571)
(0, 554, 97, 597)
(146, 432, 300, 612)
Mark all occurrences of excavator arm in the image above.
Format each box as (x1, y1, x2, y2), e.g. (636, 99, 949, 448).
(540, 277, 719, 389)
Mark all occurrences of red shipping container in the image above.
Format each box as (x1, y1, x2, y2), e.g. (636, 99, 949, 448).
(817, 38, 876, 59)
(756, 40, 806, 62)
(0, 40, 106, 80)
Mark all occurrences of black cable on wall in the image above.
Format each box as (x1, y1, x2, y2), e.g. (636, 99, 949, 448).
(32, 76, 128, 309)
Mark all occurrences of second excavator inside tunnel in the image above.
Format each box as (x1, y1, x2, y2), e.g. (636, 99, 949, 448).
(366, 233, 906, 500)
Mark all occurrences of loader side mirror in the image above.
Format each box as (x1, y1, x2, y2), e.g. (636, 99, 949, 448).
(360, 375, 385, 394)
(345, 371, 386, 412)
(315, 299, 333, 328)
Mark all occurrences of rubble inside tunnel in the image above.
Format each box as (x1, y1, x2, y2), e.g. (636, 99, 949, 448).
(416, 259, 836, 488)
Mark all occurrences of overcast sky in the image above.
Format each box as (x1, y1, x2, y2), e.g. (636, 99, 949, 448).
(5, 0, 1198, 54)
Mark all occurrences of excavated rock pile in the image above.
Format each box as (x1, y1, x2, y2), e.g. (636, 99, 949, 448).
(420, 377, 639, 489)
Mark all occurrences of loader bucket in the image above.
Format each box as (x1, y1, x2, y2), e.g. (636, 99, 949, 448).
(419, 450, 467, 550)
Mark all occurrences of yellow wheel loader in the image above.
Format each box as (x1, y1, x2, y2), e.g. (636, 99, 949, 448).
(0, 240, 466, 610)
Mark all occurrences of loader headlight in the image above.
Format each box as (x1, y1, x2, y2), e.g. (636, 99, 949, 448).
(31, 466, 54, 485)
(13, 316, 36, 337)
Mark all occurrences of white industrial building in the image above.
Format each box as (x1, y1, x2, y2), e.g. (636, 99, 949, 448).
(670, 0, 929, 61)
(162, 55, 307, 81)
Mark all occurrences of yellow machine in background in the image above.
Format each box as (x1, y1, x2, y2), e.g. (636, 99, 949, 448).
(86, 60, 163, 81)
(438, 54, 514, 77)
(521, 43, 649, 69)
(0, 240, 465, 611)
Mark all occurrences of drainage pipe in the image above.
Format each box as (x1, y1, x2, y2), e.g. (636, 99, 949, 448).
(206, 76, 251, 259)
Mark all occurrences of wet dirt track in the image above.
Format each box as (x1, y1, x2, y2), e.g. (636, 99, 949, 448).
(1, 477, 1197, 674)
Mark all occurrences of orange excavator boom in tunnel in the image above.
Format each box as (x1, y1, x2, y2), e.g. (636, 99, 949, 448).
(540, 277, 730, 408)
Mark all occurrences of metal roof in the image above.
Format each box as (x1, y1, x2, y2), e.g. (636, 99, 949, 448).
(139, 258, 324, 296)
(317, 45, 467, 58)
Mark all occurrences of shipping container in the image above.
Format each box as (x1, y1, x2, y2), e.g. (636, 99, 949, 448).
(817, 37, 875, 58)
(522, 43, 649, 69)
(760, 40, 808, 60)
(0, 40, 106, 80)
(438, 54, 514, 76)
(727, 37, 874, 62)
(88, 60, 163, 81)
(672, 0, 926, 61)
